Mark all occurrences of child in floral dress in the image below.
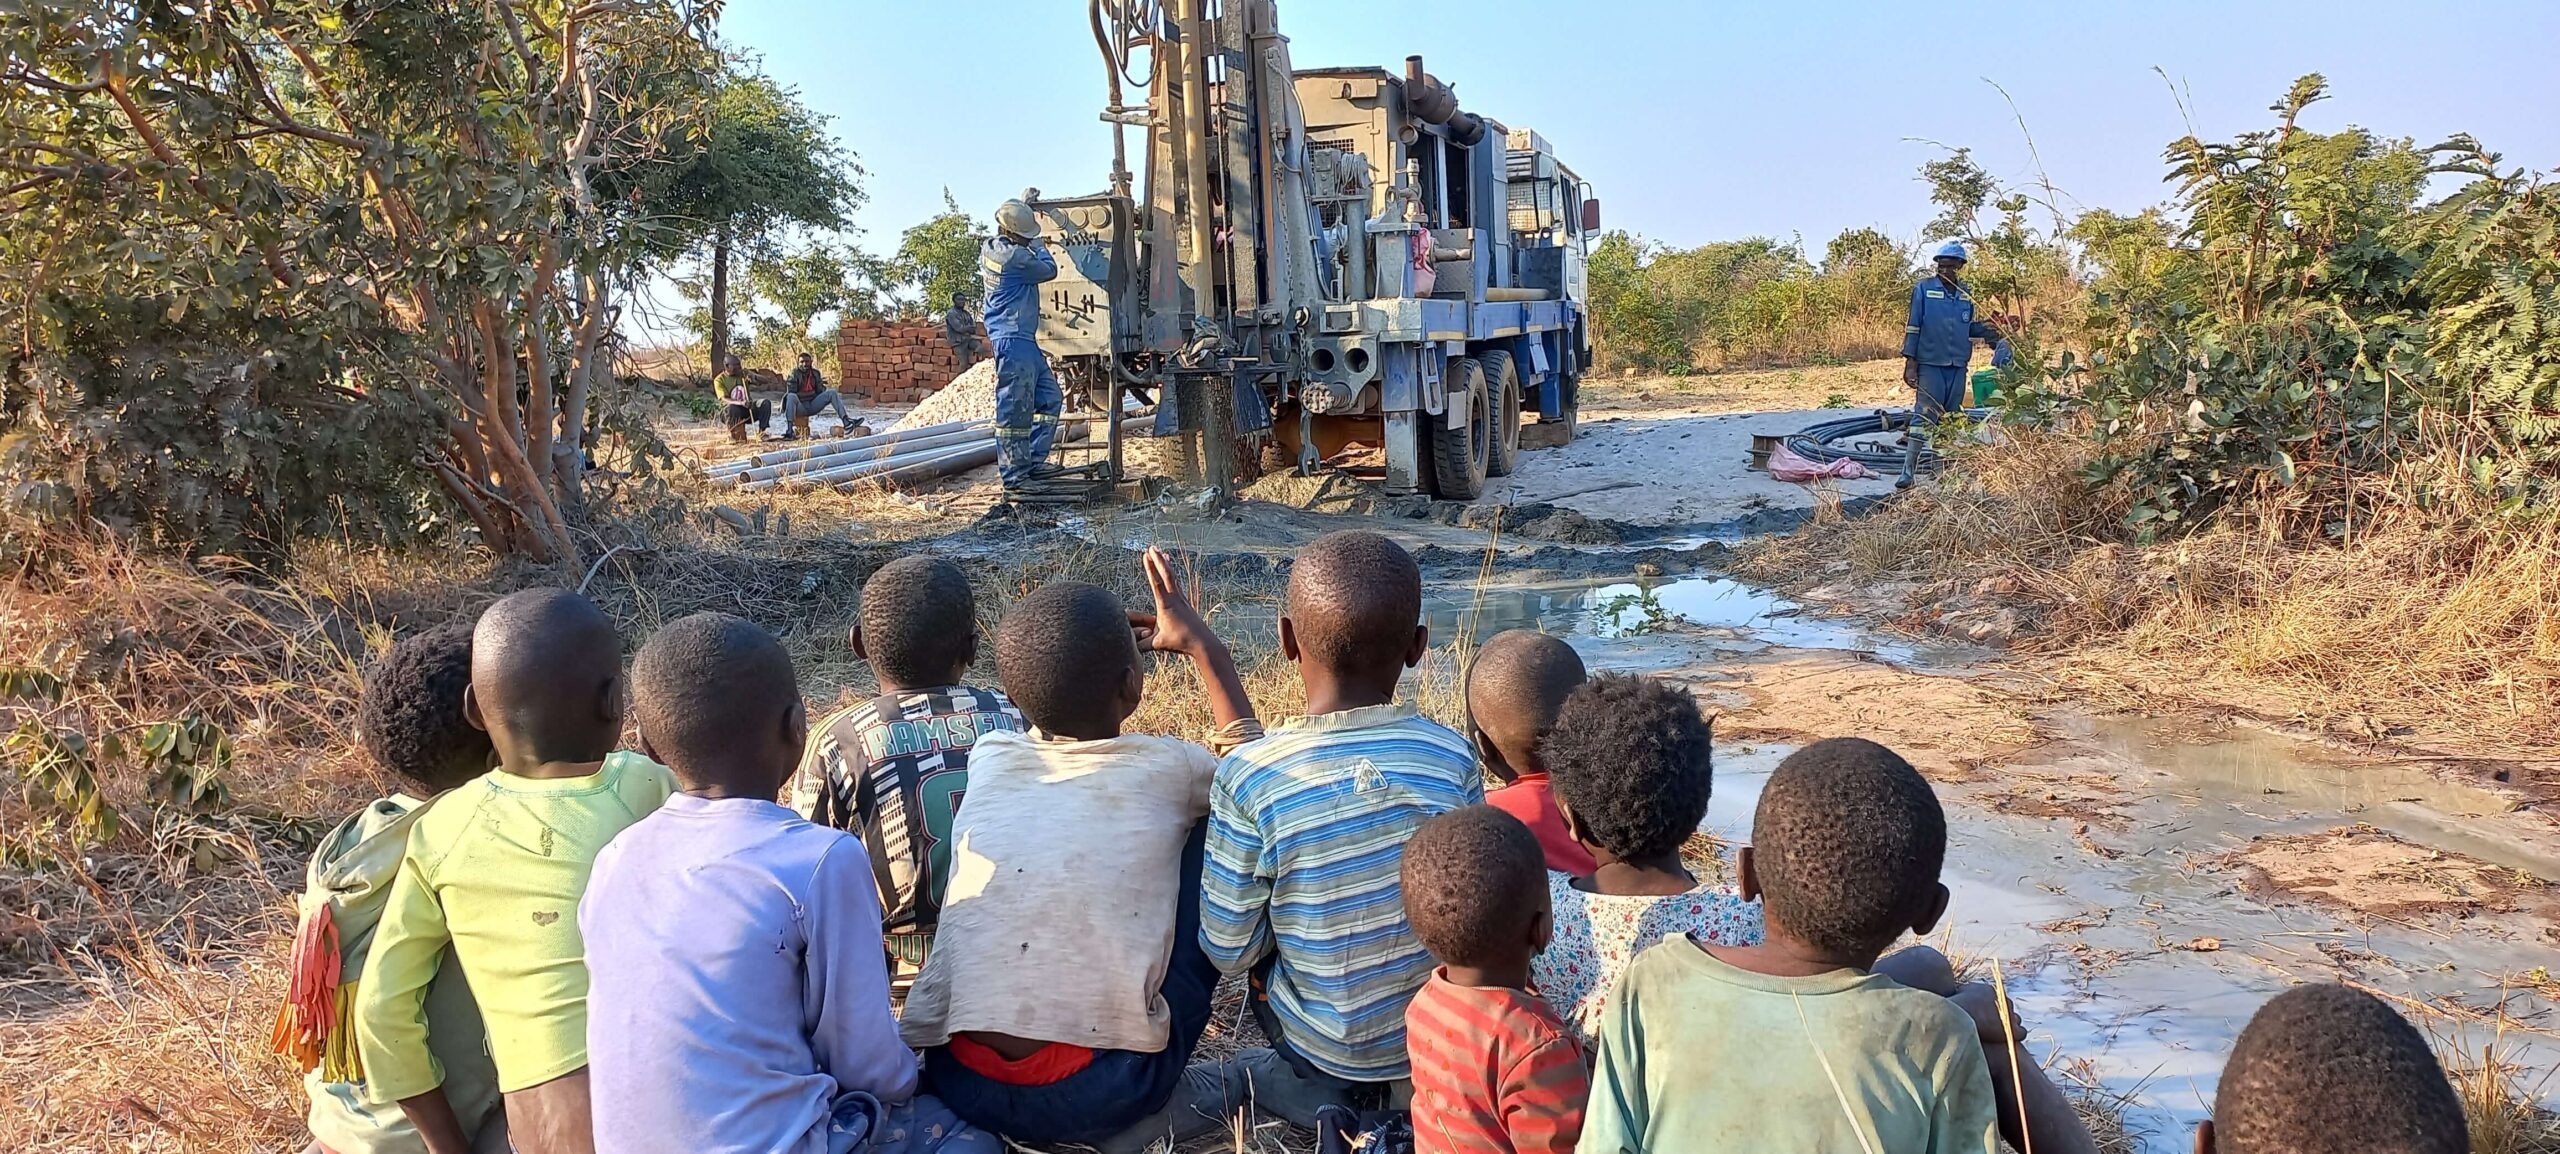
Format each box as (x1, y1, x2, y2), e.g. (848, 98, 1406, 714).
(1525, 675, 1762, 1046)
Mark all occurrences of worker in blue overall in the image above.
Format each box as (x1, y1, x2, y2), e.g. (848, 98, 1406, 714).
(1902, 240, 2004, 419)
(982, 196, 1062, 488)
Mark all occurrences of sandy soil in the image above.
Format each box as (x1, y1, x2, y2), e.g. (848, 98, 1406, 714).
(2223, 825, 2558, 921)
(1582, 358, 1909, 416)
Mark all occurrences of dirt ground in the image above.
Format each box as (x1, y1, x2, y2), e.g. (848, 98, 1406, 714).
(15, 355, 2560, 1153)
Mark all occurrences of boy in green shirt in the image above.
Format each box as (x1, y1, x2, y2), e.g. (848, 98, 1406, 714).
(353, 590, 675, 1154)
(276, 622, 505, 1154)
(1579, 737, 1997, 1154)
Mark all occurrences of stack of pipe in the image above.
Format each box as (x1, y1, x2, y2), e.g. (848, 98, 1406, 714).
(703, 416, 1153, 493)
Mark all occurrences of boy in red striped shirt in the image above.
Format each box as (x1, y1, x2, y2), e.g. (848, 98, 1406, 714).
(1400, 806, 1589, 1154)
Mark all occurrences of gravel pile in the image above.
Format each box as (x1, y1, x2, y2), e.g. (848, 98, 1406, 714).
(888, 360, 1000, 432)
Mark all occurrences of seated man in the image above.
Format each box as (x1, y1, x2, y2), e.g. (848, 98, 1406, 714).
(714, 356, 773, 440)
(783, 352, 855, 439)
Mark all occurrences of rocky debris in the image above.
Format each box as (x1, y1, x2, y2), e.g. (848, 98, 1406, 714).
(889, 360, 1001, 432)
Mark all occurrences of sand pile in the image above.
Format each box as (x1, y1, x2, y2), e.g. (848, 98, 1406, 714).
(889, 360, 999, 432)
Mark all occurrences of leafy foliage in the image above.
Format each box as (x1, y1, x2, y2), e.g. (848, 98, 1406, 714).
(890, 192, 985, 315)
(4, 662, 230, 845)
(2005, 75, 2560, 537)
(640, 69, 862, 369)
(1586, 228, 1915, 372)
(1, 0, 723, 565)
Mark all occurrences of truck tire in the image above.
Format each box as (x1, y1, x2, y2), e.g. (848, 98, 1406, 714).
(1479, 349, 1523, 477)
(1431, 357, 1491, 500)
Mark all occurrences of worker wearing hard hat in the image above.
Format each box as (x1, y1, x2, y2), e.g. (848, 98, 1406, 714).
(982, 195, 1063, 487)
(1901, 241, 2005, 418)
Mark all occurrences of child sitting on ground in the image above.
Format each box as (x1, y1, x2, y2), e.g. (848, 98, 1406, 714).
(1203, 529, 1483, 1123)
(1528, 674, 1762, 1048)
(355, 589, 674, 1154)
(794, 556, 1024, 991)
(1467, 630, 1593, 875)
(582, 612, 996, 1154)
(903, 549, 1260, 1154)
(1578, 737, 1997, 1154)
(277, 623, 506, 1154)
(2193, 982, 2468, 1154)
(1402, 806, 1588, 1154)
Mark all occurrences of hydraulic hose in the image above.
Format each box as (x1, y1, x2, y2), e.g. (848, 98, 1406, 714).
(1784, 408, 1991, 472)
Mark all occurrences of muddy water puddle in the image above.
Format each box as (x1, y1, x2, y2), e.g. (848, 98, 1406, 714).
(1515, 583, 2560, 1147)
(1199, 561, 2555, 1144)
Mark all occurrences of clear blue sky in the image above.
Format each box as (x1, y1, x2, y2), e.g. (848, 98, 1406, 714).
(713, 0, 2559, 274)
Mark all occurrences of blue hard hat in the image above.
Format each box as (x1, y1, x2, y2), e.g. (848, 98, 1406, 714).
(1933, 240, 1969, 262)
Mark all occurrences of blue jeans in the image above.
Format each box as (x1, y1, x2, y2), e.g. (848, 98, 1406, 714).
(1915, 362, 1967, 419)
(787, 388, 855, 426)
(991, 338, 1060, 484)
(824, 1090, 999, 1154)
(919, 820, 1218, 1145)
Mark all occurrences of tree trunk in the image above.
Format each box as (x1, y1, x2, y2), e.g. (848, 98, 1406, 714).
(709, 225, 732, 374)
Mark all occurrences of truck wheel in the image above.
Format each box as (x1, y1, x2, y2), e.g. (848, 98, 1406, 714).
(1479, 349, 1523, 477)
(1431, 357, 1491, 500)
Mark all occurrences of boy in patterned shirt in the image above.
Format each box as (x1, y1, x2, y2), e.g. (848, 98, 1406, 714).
(795, 556, 1024, 985)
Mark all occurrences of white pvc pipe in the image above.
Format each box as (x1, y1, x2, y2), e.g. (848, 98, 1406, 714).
(706, 418, 984, 477)
(729, 425, 992, 488)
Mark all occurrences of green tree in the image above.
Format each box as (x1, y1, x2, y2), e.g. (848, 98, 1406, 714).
(892, 191, 984, 315)
(743, 241, 886, 360)
(642, 71, 861, 373)
(1, 0, 720, 565)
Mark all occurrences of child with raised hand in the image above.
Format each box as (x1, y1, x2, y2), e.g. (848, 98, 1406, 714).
(583, 612, 996, 1154)
(793, 556, 1025, 992)
(278, 623, 505, 1154)
(1577, 737, 1995, 1154)
(354, 589, 674, 1154)
(903, 548, 1258, 1154)
(1204, 530, 1482, 1123)
(1467, 630, 1593, 875)
(1402, 806, 1588, 1154)
(1529, 674, 1761, 1049)
(2194, 982, 2467, 1154)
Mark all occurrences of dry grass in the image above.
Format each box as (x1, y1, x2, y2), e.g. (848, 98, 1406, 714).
(1733, 427, 2560, 757)
(2439, 1000, 2560, 1154)
(1583, 357, 1909, 417)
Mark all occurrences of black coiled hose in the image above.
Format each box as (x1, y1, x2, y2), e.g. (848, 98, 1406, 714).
(1784, 408, 1991, 472)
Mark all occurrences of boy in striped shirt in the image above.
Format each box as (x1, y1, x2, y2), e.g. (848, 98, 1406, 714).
(1402, 806, 1588, 1154)
(1202, 531, 1482, 1123)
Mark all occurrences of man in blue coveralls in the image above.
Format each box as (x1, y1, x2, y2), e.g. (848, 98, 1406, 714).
(1902, 240, 2004, 418)
(982, 195, 1062, 488)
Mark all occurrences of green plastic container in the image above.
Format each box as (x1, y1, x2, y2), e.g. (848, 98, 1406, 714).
(1969, 367, 1999, 407)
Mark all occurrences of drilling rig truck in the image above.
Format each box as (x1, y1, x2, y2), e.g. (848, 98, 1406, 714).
(1020, 0, 1601, 503)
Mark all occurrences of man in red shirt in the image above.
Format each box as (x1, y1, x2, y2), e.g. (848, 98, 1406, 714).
(1468, 630, 1594, 875)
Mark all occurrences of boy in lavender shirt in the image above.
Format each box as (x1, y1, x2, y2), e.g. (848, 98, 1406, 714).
(582, 612, 996, 1154)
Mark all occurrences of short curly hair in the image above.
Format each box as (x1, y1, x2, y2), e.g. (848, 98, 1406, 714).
(1284, 531, 1421, 684)
(357, 621, 490, 791)
(1400, 805, 1547, 968)
(1752, 738, 1944, 959)
(2215, 984, 2467, 1154)
(632, 611, 799, 789)
(859, 556, 980, 688)
(1541, 674, 1713, 863)
(995, 582, 1138, 734)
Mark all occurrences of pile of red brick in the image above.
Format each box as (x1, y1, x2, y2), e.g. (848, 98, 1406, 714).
(836, 319, 966, 406)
